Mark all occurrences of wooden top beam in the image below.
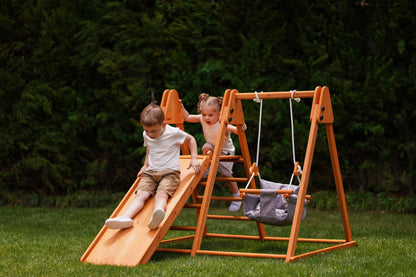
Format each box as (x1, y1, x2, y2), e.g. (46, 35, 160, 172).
(235, 90, 315, 100)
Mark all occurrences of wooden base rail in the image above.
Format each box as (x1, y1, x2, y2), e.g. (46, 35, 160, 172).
(156, 235, 357, 261)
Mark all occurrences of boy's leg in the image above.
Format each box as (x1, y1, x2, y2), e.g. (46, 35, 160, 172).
(123, 191, 151, 218)
(105, 191, 151, 229)
(153, 190, 169, 211)
(148, 171, 180, 230)
(105, 172, 156, 230)
(148, 191, 168, 230)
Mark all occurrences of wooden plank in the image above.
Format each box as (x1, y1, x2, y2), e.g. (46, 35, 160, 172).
(80, 156, 210, 266)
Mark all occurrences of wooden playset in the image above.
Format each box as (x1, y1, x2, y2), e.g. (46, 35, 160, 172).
(80, 86, 357, 266)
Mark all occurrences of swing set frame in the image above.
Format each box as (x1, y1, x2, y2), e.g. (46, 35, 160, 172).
(157, 86, 357, 263)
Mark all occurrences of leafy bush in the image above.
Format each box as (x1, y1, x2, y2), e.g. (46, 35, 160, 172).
(0, 1, 415, 201)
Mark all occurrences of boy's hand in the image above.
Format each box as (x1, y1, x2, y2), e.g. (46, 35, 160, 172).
(188, 158, 201, 175)
(137, 165, 148, 178)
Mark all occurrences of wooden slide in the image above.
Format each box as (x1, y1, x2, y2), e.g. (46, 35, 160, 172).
(80, 155, 210, 266)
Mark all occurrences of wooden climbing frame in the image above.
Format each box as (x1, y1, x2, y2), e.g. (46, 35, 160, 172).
(156, 87, 357, 262)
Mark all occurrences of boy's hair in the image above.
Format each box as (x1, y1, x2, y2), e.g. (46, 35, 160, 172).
(140, 103, 165, 126)
(197, 93, 223, 113)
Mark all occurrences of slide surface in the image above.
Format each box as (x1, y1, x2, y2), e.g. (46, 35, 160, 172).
(80, 156, 210, 266)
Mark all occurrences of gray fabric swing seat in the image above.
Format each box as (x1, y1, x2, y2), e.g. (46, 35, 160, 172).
(243, 179, 308, 226)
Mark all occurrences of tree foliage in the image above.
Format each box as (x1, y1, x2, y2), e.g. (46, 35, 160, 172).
(1, 0, 415, 197)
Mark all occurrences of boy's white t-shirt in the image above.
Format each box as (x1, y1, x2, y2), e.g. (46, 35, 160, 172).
(143, 124, 188, 171)
(199, 115, 235, 153)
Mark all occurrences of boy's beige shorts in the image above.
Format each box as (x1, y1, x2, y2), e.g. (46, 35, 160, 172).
(136, 170, 180, 196)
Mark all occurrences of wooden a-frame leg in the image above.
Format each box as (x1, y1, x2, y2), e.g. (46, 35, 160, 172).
(237, 123, 266, 241)
(285, 105, 320, 262)
(191, 115, 228, 256)
(325, 123, 353, 242)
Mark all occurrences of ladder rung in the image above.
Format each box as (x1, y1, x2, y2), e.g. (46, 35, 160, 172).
(197, 196, 242, 201)
(206, 215, 251, 221)
(169, 226, 197, 231)
(214, 177, 248, 182)
(184, 203, 201, 208)
(180, 154, 243, 162)
(199, 177, 248, 183)
(219, 155, 243, 162)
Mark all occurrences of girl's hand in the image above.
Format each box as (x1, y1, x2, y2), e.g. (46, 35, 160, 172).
(202, 147, 212, 155)
(242, 123, 247, 132)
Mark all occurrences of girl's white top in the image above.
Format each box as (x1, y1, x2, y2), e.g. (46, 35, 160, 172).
(199, 115, 235, 153)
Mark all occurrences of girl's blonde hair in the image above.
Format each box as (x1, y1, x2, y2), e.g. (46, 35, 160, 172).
(197, 93, 223, 113)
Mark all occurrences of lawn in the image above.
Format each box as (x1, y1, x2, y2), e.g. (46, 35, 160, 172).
(0, 206, 415, 276)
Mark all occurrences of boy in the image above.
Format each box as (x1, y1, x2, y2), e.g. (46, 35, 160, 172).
(105, 103, 201, 230)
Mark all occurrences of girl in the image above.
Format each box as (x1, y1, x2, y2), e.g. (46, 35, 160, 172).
(181, 93, 246, 212)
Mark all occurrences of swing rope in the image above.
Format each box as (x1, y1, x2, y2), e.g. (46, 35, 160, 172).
(253, 91, 263, 168)
(245, 91, 263, 189)
(289, 90, 302, 186)
(245, 90, 302, 190)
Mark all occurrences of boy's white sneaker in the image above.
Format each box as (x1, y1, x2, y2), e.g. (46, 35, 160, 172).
(105, 216, 134, 229)
(148, 208, 165, 230)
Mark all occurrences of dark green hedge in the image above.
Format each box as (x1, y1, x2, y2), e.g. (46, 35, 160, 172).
(1, 0, 415, 197)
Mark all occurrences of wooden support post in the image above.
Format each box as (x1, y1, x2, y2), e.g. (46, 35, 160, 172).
(191, 89, 233, 256)
(285, 87, 322, 262)
(228, 89, 267, 241)
(326, 123, 353, 242)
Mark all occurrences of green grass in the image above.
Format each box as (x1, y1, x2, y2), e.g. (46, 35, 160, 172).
(1, 206, 415, 276)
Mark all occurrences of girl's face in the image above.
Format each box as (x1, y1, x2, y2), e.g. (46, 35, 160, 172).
(200, 105, 220, 125)
(143, 122, 166, 139)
